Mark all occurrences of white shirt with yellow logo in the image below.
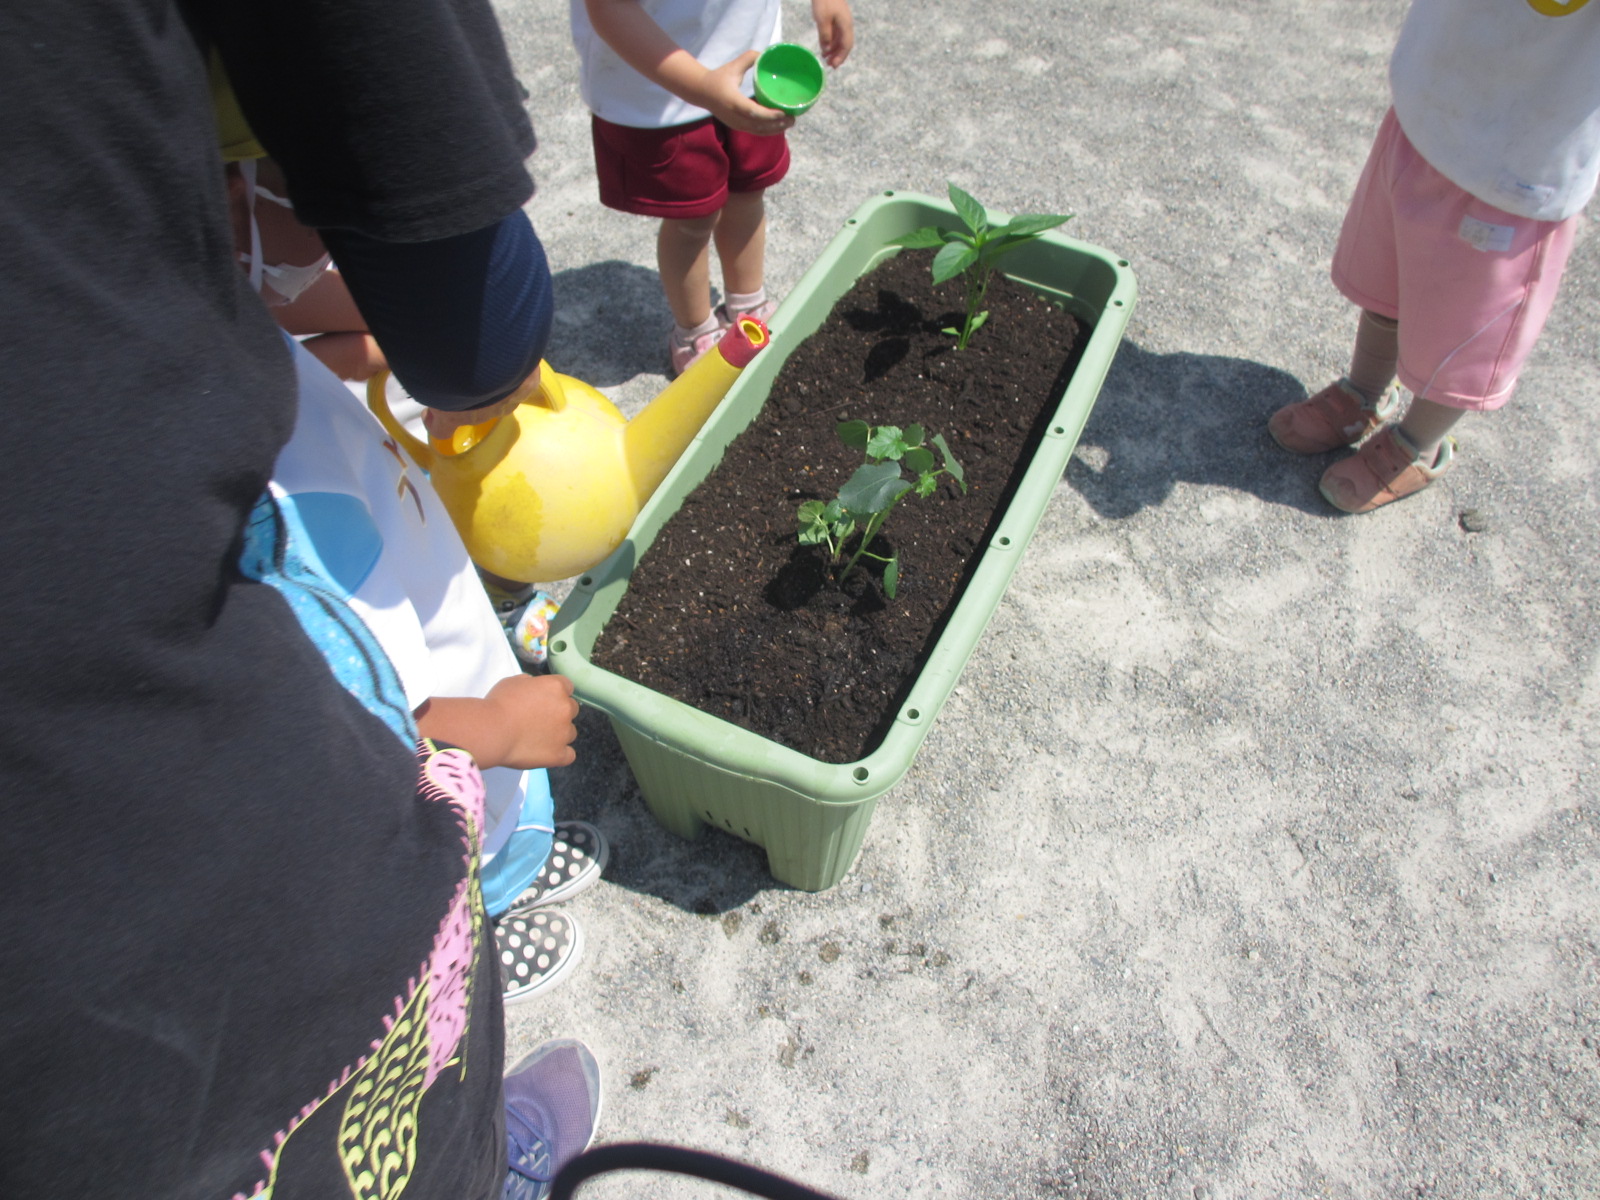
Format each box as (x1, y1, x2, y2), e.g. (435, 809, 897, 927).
(1390, 0, 1600, 220)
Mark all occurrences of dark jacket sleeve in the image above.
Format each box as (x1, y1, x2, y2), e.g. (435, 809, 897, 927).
(195, 0, 536, 242)
(193, 0, 551, 408)
(322, 210, 554, 412)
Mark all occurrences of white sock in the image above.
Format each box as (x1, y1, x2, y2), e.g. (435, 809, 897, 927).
(723, 288, 767, 318)
(672, 311, 720, 342)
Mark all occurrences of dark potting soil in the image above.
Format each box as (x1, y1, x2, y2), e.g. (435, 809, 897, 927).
(591, 250, 1086, 764)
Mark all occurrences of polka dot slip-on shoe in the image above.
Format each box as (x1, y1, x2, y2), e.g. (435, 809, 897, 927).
(496, 908, 583, 1004)
(503, 821, 609, 916)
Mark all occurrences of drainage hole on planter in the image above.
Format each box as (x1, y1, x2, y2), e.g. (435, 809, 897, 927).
(1052, 425, 1066, 435)
(578, 576, 593, 587)
(852, 767, 870, 783)
(904, 707, 922, 722)
(995, 535, 1013, 547)
(550, 639, 568, 655)
(1118, 259, 1129, 267)
(1113, 299, 1124, 307)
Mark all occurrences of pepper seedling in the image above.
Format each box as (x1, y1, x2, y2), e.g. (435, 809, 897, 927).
(797, 420, 966, 599)
(890, 183, 1073, 349)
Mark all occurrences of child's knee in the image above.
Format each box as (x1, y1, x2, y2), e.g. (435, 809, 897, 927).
(661, 213, 719, 244)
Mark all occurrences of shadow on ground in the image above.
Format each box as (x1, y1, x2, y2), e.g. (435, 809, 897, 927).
(1066, 340, 1345, 519)
(546, 259, 684, 387)
(550, 708, 776, 915)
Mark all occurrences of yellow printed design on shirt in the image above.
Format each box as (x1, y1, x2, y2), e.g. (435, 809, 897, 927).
(1526, 0, 1590, 16)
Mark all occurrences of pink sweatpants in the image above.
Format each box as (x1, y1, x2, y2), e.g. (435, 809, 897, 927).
(1331, 109, 1579, 411)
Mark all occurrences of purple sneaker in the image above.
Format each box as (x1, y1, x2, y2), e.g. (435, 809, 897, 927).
(503, 1039, 603, 1200)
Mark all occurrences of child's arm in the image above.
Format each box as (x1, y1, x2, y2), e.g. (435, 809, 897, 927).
(811, 0, 854, 68)
(269, 268, 389, 381)
(272, 269, 367, 336)
(300, 333, 388, 382)
(414, 673, 579, 770)
(584, 0, 793, 136)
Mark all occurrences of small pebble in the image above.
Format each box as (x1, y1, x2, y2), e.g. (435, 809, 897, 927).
(1459, 508, 1489, 533)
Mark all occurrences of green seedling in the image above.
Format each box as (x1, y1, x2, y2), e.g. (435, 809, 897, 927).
(891, 183, 1073, 349)
(797, 420, 966, 599)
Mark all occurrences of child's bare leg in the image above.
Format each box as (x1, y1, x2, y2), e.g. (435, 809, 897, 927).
(1347, 309, 1399, 400)
(713, 189, 768, 301)
(657, 214, 720, 330)
(1396, 396, 1464, 463)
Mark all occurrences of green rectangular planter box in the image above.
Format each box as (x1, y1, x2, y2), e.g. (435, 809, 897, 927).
(549, 190, 1136, 891)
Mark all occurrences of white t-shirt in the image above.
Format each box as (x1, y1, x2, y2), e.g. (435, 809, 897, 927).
(273, 342, 529, 857)
(570, 0, 781, 128)
(1390, 0, 1600, 221)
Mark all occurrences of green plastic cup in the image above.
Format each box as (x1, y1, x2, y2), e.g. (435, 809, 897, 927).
(753, 43, 825, 116)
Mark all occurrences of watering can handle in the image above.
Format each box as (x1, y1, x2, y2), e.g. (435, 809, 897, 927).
(364, 365, 565, 462)
(365, 371, 434, 467)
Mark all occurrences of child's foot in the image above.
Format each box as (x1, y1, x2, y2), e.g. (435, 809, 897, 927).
(484, 579, 537, 629)
(496, 908, 583, 1004)
(1268, 377, 1399, 455)
(667, 315, 725, 377)
(503, 821, 609, 916)
(502, 1038, 602, 1200)
(1319, 426, 1454, 513)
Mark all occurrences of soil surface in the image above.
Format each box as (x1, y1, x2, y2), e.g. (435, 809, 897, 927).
(591, 251, 1085, 763)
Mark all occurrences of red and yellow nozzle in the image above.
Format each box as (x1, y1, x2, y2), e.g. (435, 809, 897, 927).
(716, 314, 770, 369)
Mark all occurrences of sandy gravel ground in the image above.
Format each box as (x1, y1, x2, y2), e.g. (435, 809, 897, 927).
(487, 2, 1600, 1196)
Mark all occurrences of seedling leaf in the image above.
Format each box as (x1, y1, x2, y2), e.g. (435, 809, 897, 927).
(796, 500, 830, 544)
(931, 241, 978, 284)
(836, 419, 870, 450)
(890, 227, 948, 250)
(865, 425, 906, 461)
(840, 460, 911, 514)
(1001, 213, 1073, 238)
(948, 184, 988, 236)
(932, 433, 966, 490)
(883, 553, 900, 599)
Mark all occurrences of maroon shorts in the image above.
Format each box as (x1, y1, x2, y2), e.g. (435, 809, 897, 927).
(591, 113, 790, 220)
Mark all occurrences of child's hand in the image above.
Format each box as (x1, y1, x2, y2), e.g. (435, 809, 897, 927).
(481, 673, 579, 769)
(414, 673, 579, 771)
(585, 0, 791, 134)
(811, 0, 855, 68)
(422, 364, 541, 442)
(702, 50, 795, 135)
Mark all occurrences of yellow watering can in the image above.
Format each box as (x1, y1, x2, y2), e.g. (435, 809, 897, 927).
(366, 316, 771, 582)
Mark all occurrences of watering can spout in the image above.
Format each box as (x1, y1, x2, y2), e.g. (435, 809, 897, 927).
(623, 315, 770, 505)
